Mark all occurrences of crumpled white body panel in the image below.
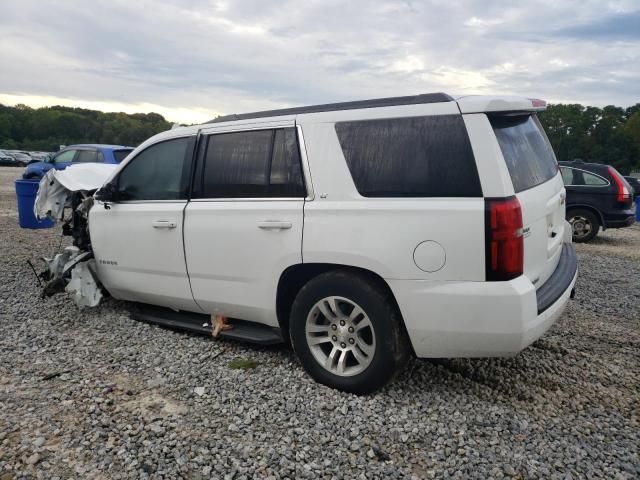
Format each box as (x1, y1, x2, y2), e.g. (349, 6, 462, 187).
(34, 164, 117, 220)
(65, 259, 103, 309)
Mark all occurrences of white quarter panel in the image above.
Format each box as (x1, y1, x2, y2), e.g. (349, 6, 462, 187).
(462, 114, 514, 197)
(464, 112, 567, 287)
(389, 267, 576, 357)
(183, 200, 303, 326)
(299, 121, 485, 281)
(90, 201, 199, 312)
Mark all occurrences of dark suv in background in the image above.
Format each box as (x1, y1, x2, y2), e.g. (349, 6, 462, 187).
(559, 160, 636, 242)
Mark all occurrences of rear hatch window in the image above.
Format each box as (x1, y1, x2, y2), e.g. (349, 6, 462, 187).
(114, 149, 133, 163)
(490, 115, 558, 193)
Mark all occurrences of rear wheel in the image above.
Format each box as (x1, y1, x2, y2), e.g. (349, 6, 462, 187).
(568, 208, 600, 243)
(289, 271, 409, 394)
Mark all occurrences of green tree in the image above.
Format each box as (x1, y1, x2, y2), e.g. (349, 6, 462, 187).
(0, 104, 172, 151)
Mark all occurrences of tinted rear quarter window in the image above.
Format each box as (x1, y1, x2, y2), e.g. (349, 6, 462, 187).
(490, 115, 558, 193)
(335, 115, 482, 197)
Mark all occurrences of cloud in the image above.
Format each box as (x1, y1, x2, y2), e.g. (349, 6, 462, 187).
(0, 0, 638, 123)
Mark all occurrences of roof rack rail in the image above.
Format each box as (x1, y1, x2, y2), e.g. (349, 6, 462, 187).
(208, 92, 454, 124)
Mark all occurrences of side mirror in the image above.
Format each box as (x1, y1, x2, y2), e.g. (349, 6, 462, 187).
(94, 182, 118, 205)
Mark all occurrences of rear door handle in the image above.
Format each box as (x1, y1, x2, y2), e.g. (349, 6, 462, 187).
(258, 220, 292, 230)
(152, 220, 177, 229)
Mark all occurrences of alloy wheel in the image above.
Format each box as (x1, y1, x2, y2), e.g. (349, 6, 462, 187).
(305, 296, 376, 377)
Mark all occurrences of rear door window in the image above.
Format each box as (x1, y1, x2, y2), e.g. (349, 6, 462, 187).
(490, 114, 558, 193)
(269, 129, 306, 197)
(198, 128, 305, 198)
(334, 115, 482, 197)
(560, 167, 574, 185)
(74, 150, 98, 163)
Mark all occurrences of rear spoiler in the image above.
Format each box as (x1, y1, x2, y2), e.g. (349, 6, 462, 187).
(455, 95, 547, 114)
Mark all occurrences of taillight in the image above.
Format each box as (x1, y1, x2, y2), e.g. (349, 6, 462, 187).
(608, 166, 631, 204)
(529, 98, 547, 109)
(485, 196, 524, 281)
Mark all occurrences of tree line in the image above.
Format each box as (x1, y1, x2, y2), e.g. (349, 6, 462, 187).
(538, 103, 640, 175)
(0, 104, 172, 152)
(1, 102, 639, 174)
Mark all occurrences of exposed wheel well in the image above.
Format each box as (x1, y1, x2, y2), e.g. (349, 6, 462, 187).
(276, 263, 413, 353)
(566, 205, 605, 230)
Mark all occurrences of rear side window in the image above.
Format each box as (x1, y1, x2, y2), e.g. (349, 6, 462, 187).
(583, 171, 608, 186)
(335, 115, 482, 197)
(199, 128, 305, 198)
(562, 167, 609, 186)
(113, 149, 133, 163)
(75, 150, 98, 163)
(490, 115, 558, 193)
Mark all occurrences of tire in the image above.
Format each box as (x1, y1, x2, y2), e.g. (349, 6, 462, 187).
(567, 208, 600, 243)
(289, 270, 409, 394)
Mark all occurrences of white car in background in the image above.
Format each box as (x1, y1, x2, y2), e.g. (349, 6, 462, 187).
(82, 93, 578, 394)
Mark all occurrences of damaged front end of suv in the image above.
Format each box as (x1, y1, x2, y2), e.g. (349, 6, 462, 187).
(33, 164, 117, 308)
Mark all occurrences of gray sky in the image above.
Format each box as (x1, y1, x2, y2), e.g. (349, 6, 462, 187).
(1, 0, 638, 123)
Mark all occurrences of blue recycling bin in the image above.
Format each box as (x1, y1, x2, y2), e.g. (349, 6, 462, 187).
(636, 197, 640, 222)
(15, 179, 55, 229)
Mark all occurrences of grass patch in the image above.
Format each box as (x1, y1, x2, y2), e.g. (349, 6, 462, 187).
(228, 358, 259, 370)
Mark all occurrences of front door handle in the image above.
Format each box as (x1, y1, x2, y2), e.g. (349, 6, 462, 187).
(152, 220, 177, 229)
(258, 220, 292, 230)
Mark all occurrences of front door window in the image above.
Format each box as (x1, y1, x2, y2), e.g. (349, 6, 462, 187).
(117, 137, 191, 201)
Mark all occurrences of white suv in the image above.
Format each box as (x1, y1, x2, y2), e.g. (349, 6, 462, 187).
(90, 93, 578, 394)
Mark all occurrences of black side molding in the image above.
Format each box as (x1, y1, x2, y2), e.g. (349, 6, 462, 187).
(536, 244, 578, 314)
(208, 92, 454, 123)
(130, 304, 285, 345)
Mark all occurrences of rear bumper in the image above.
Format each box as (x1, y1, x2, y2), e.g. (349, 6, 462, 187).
(536, 244, 577, 314)
(603, 203, 636, 229)
(388, 243, 578, 358)
(604, 214, 636, 229)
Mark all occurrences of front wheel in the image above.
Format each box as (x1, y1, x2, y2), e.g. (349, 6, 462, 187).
(567, 208, 600, 243)
(289, 271, 409, 394)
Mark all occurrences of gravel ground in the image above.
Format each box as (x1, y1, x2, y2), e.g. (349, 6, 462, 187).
(0, 166, 638, 479)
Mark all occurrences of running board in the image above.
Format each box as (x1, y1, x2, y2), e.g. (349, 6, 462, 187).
(129, 304, 285, 345)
